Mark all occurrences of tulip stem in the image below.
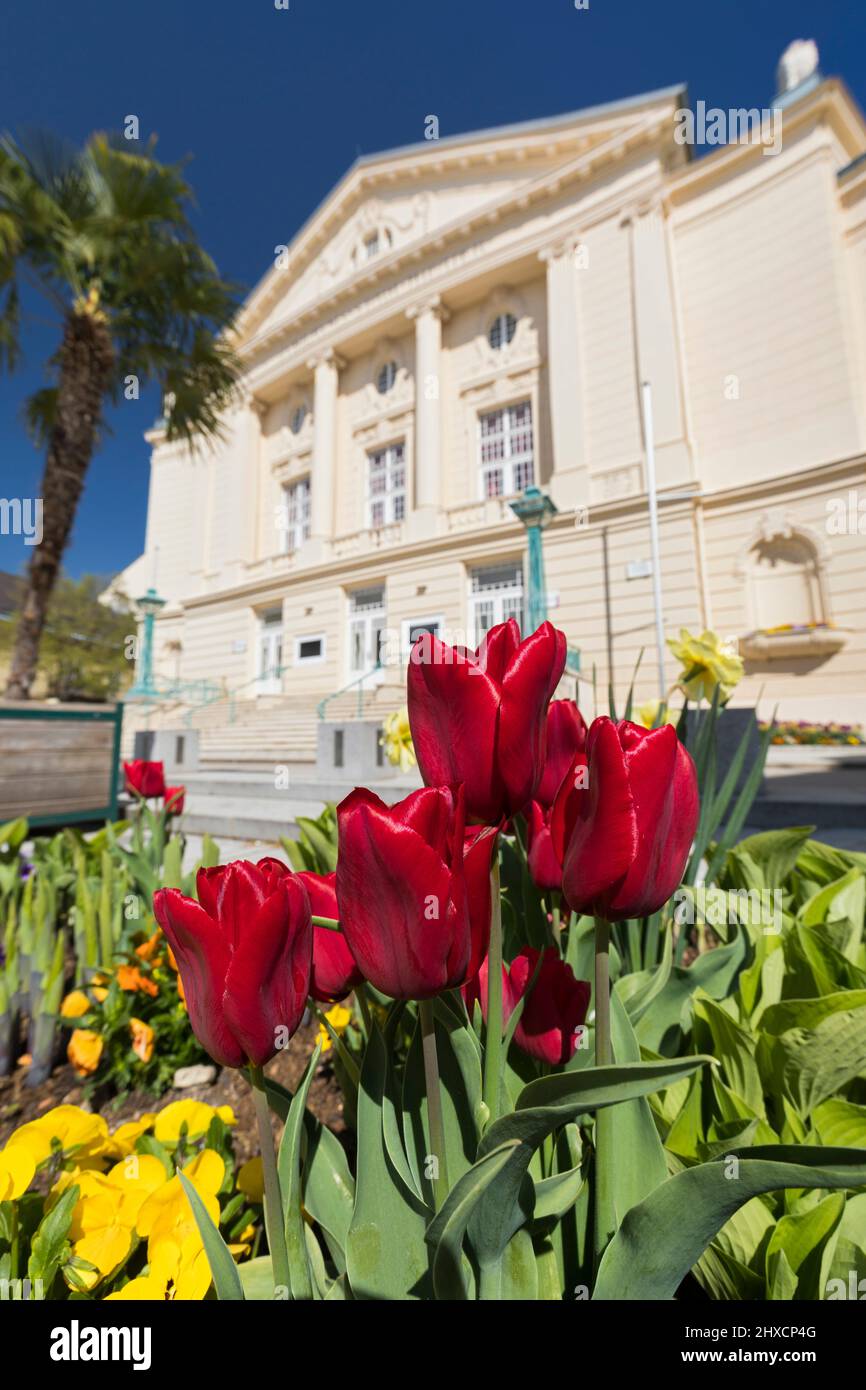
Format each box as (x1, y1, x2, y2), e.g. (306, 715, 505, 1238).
(592, 916, 616, 1278)
(249, 1064, 292, 1297)
(482, 855, 503, 1126)
(419, 999, 449, 1211)
(311, 914, 341, 932)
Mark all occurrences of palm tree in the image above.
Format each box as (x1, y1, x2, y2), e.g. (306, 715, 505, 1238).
(0, 130, 241, 698)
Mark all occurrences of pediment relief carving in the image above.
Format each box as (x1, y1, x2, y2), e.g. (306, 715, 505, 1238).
(472, 285, 536, 373)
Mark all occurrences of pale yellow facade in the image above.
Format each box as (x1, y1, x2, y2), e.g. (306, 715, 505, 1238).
(118, 74, 866, 759)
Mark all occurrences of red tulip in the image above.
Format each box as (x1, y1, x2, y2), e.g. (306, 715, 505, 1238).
(464, 946, 590, 1066)
(526, 746, 589, 891)
(153, 858, 312, 1068)
(295, 869, 365, 1003)
(335, 785, 497, 1000)
(164, 785, 185, 815)
(535, 700, 587, 807)
(561, 717, 699, 921)
(124, 760, 166, 798)
(407, 618, 567, 823)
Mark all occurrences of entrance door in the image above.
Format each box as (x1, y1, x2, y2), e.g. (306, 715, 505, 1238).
(256, 611, 283, 695)
(348, 586, 386, 684)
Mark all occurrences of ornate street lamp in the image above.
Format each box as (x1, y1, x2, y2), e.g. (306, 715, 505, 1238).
(509, 485, 558, 634)
(127, 585, 166, 699)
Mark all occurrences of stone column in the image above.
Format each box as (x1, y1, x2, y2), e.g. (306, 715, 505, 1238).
(539, 238, 588, 512)
(623, 200, 691, 488)
(406, 295, 449, 537)
(307, 347, 343, 554)
(243, 395, 266, 565)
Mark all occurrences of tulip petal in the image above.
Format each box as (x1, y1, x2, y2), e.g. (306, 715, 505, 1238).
(298, 869, 364, 1002)
(153, 889, 244, 1068)
(223, 877, 312, 1066)
(498, 622, 567, 814)
(562, 717, 637, 915)
(462, 825, 498, 979)
(407, 635, 505, 823)
(336, 791, 467, 999)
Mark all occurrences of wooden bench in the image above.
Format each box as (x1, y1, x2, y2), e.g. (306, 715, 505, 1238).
(0, 701, 123, 828)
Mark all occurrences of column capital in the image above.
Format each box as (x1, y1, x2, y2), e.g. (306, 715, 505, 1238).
(244, 393, 268, 420)
(538, 232, 583, 264)
(406, 293, 451, 324)
(306, 345, 346, 373)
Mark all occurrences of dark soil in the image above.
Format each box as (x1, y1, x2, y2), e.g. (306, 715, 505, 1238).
(0, 1016, 347, 1164)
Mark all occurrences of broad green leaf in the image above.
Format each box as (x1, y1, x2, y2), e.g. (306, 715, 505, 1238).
(346, 1025, 431, 1300)
(608, 990, 668, 1214)
(758, 1006, 866, 1118)
(178, 1172, 243, 1301)
(238, 1255, 277, 1301)
(800, 867, 865, 930)
(825, 1193, 866, 1296)
(767, 1248, 798, 1300)
(614, 925, 671, 1025)
(500, 1228, 538, 1300)
(594, 1146, 866, 1301)
(636, 929, 748, 1055)
(760, 991, 866, 1036)
(424, 1141, 517, 1299)
(731, 828, 816, 889)
(694, 995, 765, 1117)
(765, 1192, 845, 1299)
(28, 1183, 78, 1298)
(530, 1164, 586, 1228)
(812, 1098, 866, 1148)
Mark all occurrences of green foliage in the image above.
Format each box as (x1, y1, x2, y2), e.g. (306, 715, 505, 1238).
(0, 575, 133, 701)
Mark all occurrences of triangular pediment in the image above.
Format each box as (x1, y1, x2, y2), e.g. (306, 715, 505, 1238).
(237, 84, 686, 348)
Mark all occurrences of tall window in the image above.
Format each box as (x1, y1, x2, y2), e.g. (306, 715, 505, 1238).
(367, 442, 406, 528)
(281, 477, 311, 553)
(469, 563, 524, 645)
(479, 401, 534, 498)
(348, 586, 386, 675)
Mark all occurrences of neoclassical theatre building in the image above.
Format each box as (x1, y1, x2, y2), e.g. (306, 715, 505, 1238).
(117, 51, 866, 762)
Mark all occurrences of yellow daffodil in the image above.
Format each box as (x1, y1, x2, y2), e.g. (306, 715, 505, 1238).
(380, 707, 416, 772)
(0, 1143, 35, 1200)
(316, 1002, 352, 1055)
(667, 628, 744, 704)
(67, 1029, 103, 1076)
(636, 698, 677, 730)
(236, 1156, 264, 1204)
(129, 1017, 155, 1063)
(153, 1100, 235, 1146)
(60, 990, 91, 1018)
(6, 1104, 110, 1167)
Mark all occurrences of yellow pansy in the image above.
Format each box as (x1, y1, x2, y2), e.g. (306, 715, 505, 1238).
(6, 1104, 110, 1167)
(237, 1156, 264, 1204)
(0, 1144, 36, 1200)
(380, 707, 416, 772)
(153, 1099, 235, 1146)
(60, 990, 91, 1018)
(102, 1114, 157, 1159)
(136, 1149, 224, 1247)
(667, 628, 744, 704)
(71, 1224, 133, 1290)
(54, 1154, 168, 1292)
(68, 1029, 103, 1076)
(106, 1232, 212, 1301)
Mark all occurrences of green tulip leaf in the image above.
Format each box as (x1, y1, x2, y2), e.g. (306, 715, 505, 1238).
(277, 1041, 321, 1300)
(178, 1171, 244, 1301)
(594, 1146, 866, 1300)
(425, 1141, 518, 1299)
(346, 1025, 432, 1300)
(238, 1255, 277, 1301)
(607, 991, 668, 1215)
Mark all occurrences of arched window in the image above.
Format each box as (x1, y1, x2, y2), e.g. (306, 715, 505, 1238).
(747, 533, 823, 630)
(290, 403, 307, 435)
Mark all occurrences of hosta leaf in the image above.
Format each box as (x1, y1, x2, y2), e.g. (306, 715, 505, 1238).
(178, 1172, 243, 1301)
(758, 1007, 866, 1118)
(812, 1098, 866, 1148)
(635, 929, 748, 1055)
(594, 1146, 866, 1301)
(765, 1192, 845, 1299)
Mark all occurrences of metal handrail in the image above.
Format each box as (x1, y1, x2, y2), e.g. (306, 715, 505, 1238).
(180, 665, 291, 726)
(317, 663, 383, 721)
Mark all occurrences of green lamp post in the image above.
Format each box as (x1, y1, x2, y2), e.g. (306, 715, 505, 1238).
(128, 586, 166, 699)
(509, 485, 558, 634)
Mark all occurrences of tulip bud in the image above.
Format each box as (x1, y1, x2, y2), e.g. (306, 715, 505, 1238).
(407, 618, 567, 823)
(464, 945, 590, 1066)
(153, 858, 312, 1068)
(335, 785, 497, 1000)
(561, 717, 699, 922)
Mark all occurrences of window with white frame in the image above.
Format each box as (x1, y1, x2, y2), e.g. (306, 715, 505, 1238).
(469, 563, 524, 645)
(367, 442, 406, 529)
(348, 586, 386, 675)
(401, 615, 445, 662)
(295, 633, 326, 664)
(478, 401, 534, 498)
(280, 477, 311, 553)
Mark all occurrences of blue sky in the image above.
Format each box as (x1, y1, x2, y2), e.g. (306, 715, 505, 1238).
(0, 0, 863, 583)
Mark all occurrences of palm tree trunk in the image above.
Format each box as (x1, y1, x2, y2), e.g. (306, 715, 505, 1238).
(5, 307, 114, 699)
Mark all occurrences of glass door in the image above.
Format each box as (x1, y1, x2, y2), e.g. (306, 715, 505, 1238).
(256, 611, 283, 695)
(347, 586, 386, 685)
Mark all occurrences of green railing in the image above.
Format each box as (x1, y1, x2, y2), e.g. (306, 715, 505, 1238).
(180, 666, 293, 727)
(317, 663, 383, 721)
